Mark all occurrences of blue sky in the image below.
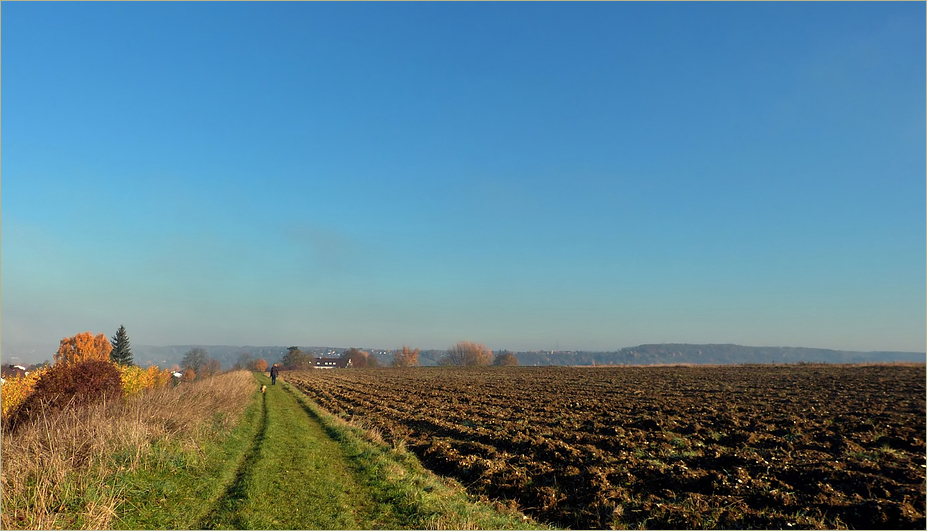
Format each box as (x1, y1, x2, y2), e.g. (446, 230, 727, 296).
(3, 2, 925, 359)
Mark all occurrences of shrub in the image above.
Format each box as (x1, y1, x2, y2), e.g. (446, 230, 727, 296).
(393, 346, 420, 367)
(442, 341, 494, 366)
(119, 364, 173, 396)
(494, 352, 519, 366)
(0, 366, 49, 420)
(6, 359, 123, 430)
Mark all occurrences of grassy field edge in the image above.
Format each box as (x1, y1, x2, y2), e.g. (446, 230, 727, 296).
(111, 379, 265, 529)
(278, 375, 549, 530)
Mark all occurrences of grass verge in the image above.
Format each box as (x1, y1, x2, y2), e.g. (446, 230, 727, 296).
(279, 376, 547, 530)
(3, 371, 546, 529)
(1, 371, 258, 530)
(110, 378, 265, 529)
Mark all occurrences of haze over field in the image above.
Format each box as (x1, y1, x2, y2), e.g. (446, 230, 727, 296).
(2, 2, 925, 364)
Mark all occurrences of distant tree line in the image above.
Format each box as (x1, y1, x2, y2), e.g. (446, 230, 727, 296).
(179, 347, 222, 381)
(258, 341, 517, 370)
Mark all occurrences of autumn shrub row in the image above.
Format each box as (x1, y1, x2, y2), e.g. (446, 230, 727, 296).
(1, 332, 174, 428)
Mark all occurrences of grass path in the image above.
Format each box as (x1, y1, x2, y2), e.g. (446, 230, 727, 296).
(198, 374, 403, 529)
(112, 372, 541, 529)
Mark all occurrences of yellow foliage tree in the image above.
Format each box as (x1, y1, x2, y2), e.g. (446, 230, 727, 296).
(0, 366, 49, 420)
(54, 332, 112, 365)
(147, 365, 172, 389)
(118, 364, 173, 396)
(254, 359, 268, 372)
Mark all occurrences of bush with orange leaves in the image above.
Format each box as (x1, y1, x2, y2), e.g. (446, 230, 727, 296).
(54, 332, 112, 365)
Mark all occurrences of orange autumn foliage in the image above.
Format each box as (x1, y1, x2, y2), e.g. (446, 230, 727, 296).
(54, 332, 112, 365)
(254, 359, 268, 372)
(3, 331, 178, 425)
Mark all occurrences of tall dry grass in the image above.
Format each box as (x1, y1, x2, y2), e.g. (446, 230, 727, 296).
(0, 370, 256, 530)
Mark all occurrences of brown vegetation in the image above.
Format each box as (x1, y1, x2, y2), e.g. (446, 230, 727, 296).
(441, 341, 493, 366)
(343, 347, 379, 368)
(392, 346, 420, 367)
(6, 359, 123, 432)
(0, 371, 256, 530)
(494, 352, 519, 366)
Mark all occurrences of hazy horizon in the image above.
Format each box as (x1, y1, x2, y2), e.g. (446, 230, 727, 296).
(3, 338, 925, 369)
(3, 3, 925, 360)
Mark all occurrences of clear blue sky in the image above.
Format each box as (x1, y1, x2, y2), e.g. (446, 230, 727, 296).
(3, 2, 924, 359)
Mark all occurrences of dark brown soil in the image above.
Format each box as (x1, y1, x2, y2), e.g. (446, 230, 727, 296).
(287, 364, 925, 529)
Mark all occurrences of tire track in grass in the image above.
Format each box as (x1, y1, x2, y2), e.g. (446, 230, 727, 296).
(197, 374, 543, 530)
(198, 391, 269, 530)
(198, 374, 390, 529)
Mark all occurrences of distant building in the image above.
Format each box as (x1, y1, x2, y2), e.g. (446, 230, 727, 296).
(1, 365, 28, 379)
(312, 357, 352, 369)
(1, 365, 29, 384)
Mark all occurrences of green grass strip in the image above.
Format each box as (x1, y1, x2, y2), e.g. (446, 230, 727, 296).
(199, 374, 393, 529)
(114, 373, 547, 529)
(279, 375, 547, 530)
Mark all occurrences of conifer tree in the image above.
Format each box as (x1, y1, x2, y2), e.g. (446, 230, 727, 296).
(110, 325, 134, 366)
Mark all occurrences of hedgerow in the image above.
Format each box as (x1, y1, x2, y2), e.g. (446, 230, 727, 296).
(1, 332, 178, 429)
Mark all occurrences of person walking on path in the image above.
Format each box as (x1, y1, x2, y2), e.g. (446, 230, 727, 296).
(270, 363, 280, 385)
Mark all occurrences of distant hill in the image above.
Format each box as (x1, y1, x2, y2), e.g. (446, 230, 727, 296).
(513, 344, 926, 366)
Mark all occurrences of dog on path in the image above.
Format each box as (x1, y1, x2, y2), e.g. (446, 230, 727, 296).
(261, 385, 267, 394)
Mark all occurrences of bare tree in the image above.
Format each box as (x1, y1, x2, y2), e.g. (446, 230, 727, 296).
(342, 348, 372, 368)
(234, 351, 253, 371)
(392, 346, 420, 367)
(181, 347, 210, 373)
(442, 341, 493, 366)
(200, 358, 222, 378)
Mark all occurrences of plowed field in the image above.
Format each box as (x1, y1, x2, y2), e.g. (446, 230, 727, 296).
(287, 365, 925, 529)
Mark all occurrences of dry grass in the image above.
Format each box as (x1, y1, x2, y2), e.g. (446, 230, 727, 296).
(0, 370, 256, 530)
